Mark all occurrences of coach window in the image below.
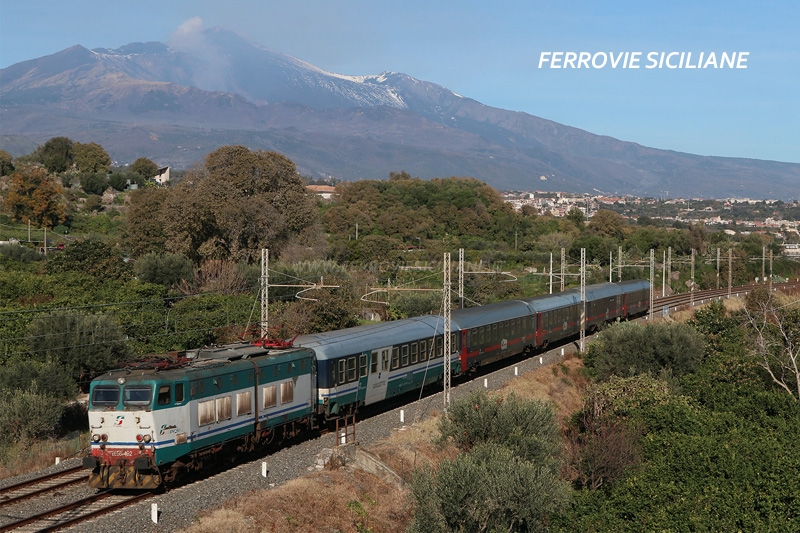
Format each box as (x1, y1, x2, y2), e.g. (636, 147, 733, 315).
(338, 359, 347, 384)
(157, 385, 171, 406)
(410, 343, 419, 364)
(347, 356, 357, 381)
(371, 353, 378, 374)
(401, 345, 409, 367)
(419, 340, 427, 361)
(391, 347, 399, 370)
(436, 336, 443, 357)
(359, 354, 368, 378)
(478, 327, 484, 345)
(451, 332, 457, 352)
(492, 324, 498, 341)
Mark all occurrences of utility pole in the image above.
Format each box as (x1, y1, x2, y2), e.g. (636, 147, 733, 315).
(443, 253, 452, 410)
(690, 248, 695, 306)
(580, 248, 586, 353)
(560, 247, 565, 292)
(716, 247, 721, 289)
(261, 249, 269, 337)
(769, 249, 773, 293)
(728, 248, 733, 298)
(609, 251, 613, 283)
(667, 246, 672, 294)
(649, 249, 655, 322)
(549, 252, 553, 294)
(762, 246, 766, 284)
(458, 248, 464, 309)
(617, 245, 623, 282)
(662, 250, 666, 297)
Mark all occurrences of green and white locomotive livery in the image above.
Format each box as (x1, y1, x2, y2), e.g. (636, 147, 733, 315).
(84, 343, 315, 489)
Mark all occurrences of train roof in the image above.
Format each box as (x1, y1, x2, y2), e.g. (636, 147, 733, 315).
(294, 315, 444, 360)
(614, 279, 651, 292)
(450, 300, 533, 329)
(91, 343, 313, 384)
(522, 291, 581, 312)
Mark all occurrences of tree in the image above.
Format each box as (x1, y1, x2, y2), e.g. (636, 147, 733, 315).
(584, 321, 706, 381)
(2, 164, 67, 228)
(410, 390, 568, 532)
(0, 149, 14, 176)
(45, 239, 130, 281)
(79, 172, 108, 195)
(743, 287, 800, 400)
(158, 146, 317, 263)
(130, 157, 159, 180)
(27, 312, 129, 388)
(73, 142, 111, 174)
(566, 207, 585, 229)
(124, 187, 170, 257)
(134, 253, 194, 289)
(589, 209, 628, 240)
(36, 136, 74, 173)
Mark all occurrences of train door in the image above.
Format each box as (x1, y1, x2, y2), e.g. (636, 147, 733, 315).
(365, 347, 390, 405)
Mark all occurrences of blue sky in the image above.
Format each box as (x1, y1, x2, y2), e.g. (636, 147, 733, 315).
(1, 0, 798, 164)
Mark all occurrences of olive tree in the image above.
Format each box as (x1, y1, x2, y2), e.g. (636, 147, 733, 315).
(743, 287, 800, 400)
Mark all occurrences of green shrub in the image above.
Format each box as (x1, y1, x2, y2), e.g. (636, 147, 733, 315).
(585, 321, 706, 380)
(0, 387, 65, 445)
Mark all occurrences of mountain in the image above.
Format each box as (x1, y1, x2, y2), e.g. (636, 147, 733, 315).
(2, 27, 798, 198)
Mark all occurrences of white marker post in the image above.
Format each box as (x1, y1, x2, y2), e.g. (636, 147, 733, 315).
(151, 503, 159, 524)
(400, 409, 405, 424)
(262, 462, 268, 478)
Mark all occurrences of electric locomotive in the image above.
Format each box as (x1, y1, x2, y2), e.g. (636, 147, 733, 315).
(84, 343, 316, 489)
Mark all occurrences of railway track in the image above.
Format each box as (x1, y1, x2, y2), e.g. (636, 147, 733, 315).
(0, 490, 153, 532)
(0, 467, 87, 508)
(652, 281, 799, 315)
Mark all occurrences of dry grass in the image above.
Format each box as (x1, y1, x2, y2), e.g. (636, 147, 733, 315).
(366, 417, 460, 482)
(185, 469, 413, 533)
(0, 433, 87, 480)
(500, 352, 589, 425)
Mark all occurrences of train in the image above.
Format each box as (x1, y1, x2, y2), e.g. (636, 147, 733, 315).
(83, 279, 650, 489)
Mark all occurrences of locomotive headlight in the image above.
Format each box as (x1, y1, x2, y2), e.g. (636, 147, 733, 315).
(136, 434, 143, 442)
(117, 377, 126, 384)
(100, 434, 108, 442)
(143, 435, 152, 443)
(92, 434, 100, 442)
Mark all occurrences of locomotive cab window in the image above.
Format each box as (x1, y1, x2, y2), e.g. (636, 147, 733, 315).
(123, 386, 152, 407)
(157, 385, 171, 406)
(92, 386, 119, 407)
(175, 383, 184, 404)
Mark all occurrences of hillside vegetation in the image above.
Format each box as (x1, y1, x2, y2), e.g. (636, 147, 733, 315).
(2, 143, 800, 527)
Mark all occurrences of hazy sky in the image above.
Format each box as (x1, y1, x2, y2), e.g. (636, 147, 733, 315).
(1, 1, 798, 164)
